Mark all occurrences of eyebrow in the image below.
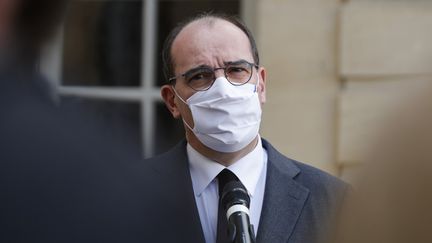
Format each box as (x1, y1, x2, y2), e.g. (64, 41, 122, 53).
(182, 59, 252, 77)
(223, 59, 250, 66)
(182, 65, 213, 77)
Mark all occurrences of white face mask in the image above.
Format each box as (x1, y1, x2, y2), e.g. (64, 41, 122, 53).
(174, 76, 262, 153)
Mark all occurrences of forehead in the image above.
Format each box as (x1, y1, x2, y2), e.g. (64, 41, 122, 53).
(171, 18, 253, 73)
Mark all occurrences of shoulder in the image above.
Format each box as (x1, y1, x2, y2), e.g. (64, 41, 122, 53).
(293, 159, 346, 189)
(262, 138, 348, 199)
(291, 159, 348, 201)
(143, 140, 187, 164)
(130, 139, 188, 175)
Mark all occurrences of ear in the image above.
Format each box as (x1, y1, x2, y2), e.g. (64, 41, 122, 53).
(161, 85, 181, 118)
(257, 67, 267, 104)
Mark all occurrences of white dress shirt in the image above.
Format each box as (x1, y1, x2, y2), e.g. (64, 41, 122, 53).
(187, 137, 268, 243)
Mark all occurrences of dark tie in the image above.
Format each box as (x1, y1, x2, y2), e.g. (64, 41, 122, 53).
(216, 169, 241, 243)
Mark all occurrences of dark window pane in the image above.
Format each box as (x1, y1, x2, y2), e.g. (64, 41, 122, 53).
(156, 0, 241, 87)
(155, 102, 184, 155)
(62, 0, 142, 86)
(61, 98, 142, 154)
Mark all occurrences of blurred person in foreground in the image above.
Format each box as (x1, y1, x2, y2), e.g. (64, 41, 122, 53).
(128, 12, 349, 243)
(333, 82, 432, 243)
(0, 1, 149, 242)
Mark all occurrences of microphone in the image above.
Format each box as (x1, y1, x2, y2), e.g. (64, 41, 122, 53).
(220, 181, 256, 243)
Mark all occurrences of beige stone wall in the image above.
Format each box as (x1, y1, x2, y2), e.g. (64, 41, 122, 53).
(256, 0, 432, 180)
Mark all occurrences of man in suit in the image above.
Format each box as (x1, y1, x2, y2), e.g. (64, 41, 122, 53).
(140, 13, 348, 243)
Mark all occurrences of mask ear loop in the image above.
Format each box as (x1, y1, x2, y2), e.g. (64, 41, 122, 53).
(172, 86, 188, 104)
(171, 86, 195, 131)
(254, 72, 260, 93)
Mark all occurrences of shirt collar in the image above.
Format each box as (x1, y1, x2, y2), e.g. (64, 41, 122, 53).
(188, 136, 265, 198)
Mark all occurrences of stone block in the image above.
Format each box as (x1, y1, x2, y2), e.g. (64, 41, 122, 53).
(258, 0, 340, 81)
(340, 1, 432, 77)
(337, 77, 432, 164)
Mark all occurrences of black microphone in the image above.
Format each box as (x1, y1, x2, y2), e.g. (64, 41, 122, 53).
(220, 181, 256, 243)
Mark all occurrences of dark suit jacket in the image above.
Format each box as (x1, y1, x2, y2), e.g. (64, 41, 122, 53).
(127, 139, 348, 243)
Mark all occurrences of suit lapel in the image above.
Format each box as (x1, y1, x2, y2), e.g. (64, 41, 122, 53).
(256, 140, 310, 243)
(150, 140, 205, 243)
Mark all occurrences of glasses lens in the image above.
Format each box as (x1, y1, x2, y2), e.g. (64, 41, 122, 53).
(184, 68, 215, 91)
(225, 61, 253, 85)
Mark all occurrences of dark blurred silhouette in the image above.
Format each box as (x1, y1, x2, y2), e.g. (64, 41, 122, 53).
(0, 1, 159, 242)
(333, 82, 432, 243)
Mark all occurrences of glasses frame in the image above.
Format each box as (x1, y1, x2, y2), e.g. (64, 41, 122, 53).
(168, 60, 259, 91)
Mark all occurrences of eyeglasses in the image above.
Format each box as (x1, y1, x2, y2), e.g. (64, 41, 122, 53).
(168, 60, 259, 91)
